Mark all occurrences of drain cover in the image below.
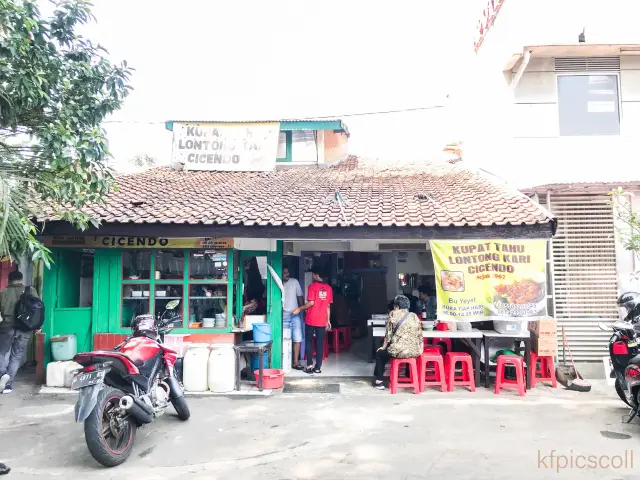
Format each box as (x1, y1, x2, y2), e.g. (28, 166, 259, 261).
(283, 383, 341, 394)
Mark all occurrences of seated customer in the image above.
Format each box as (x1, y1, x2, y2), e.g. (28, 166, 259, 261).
(373, 295, 423, 390)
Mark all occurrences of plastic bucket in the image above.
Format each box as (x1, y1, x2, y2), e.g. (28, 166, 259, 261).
(254, 369, 285, 389)
(251, 352, 269, 371)
(51, 334, 78, 362)
(253, 323, 272, 343)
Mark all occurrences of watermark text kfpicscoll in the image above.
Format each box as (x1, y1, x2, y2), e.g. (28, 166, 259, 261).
(538, 450, 634, 473)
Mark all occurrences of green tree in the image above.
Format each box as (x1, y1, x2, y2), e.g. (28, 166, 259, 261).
(0, 0, 133, 265)
(611, 189, 640, 257)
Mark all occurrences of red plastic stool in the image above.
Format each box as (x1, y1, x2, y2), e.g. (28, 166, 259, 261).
(312, 334, 329, 360)
(530, 352, 557, 388)
(426, 337, 453, 354)
(495, 355, 526, 396)
(419, 352, 447, 392)
(328, 327, 349, 354)
(423, 345, 444, 356)
(390, 357, 420, 394)
(444, 352, 475, 392)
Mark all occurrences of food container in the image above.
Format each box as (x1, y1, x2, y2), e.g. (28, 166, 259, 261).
(457, 322, 472, 332)
(155, 271, 161, 280)
(156, 291, 166, 297)
(202, 317, 215, 328)
(190, 322, 202, 328)
(205, 291, 212, 297)
(132, 291, 143, 298)
(493, 320, 528, 335)
(143, 291, 150, 297)
(436, 322, 448, 332)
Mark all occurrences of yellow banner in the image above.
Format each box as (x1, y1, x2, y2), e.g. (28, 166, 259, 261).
(430, 239, 547, 320)
(42, 236, 234, 250)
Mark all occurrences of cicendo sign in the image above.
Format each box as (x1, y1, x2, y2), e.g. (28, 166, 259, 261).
(171, 122, 280, 172)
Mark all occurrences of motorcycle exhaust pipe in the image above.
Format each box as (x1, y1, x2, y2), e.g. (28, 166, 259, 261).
(119, 395, 153, 424)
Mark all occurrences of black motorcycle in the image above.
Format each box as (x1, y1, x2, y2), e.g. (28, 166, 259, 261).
(601, 292, 640, 422)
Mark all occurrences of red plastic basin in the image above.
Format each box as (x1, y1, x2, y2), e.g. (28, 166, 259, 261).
(253, 368, 285, 389)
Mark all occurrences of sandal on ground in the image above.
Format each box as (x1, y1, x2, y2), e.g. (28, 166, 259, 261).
(293, 364, 304, 370)
(304, 366, 315, 374)
(313, 368, 321, 374)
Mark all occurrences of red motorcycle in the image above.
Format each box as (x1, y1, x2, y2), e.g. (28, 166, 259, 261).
(71, 300, 190, 467)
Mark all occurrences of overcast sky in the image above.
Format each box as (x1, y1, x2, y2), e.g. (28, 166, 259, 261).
(81, 0, 481, 170)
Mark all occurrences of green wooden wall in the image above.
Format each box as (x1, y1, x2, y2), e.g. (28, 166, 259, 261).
(268, 242, 283, 368)
(42, 250, 93, 364)
(42, 243, 284, 369)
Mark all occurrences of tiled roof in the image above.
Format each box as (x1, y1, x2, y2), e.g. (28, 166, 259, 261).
(522, 181, 640, 195)
(45, 162, 553, 228)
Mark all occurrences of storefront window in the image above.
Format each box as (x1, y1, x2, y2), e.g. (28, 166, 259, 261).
(155, 284, 184, 328)
(189, 250, 228, 280)
(122, 251, 151, 279)
(188, 284, 228, 329)
(154, 250, 184, 280)
(122, 284, 150, 327)
(119, 248, 232, 331)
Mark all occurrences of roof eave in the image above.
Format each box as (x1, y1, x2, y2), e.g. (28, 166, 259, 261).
(164, 119, 349, 135)
(503, 43, 640, 72)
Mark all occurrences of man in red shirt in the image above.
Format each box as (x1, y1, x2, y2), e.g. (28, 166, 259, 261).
(293, 266, 333, 374)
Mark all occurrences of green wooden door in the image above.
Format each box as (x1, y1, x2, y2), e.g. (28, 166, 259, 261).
(239, 246, 283, 368)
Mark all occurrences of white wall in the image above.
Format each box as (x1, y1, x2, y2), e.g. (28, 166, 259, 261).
(384, 251, 435, 299)
(463, 2, 640, 188)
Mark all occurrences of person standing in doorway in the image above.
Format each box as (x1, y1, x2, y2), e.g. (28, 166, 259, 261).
(282, 267, 304, 370)
(293, 266, 333, 374)
(0, 271, 39, 394)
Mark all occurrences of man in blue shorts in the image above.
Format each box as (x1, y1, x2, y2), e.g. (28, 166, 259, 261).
(282, 267, 304, 369)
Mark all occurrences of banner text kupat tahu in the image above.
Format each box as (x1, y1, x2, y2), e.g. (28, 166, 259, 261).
(430, 240, 547, 321)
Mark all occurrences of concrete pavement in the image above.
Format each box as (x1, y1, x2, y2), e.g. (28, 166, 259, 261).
(0, 379, 638, 479)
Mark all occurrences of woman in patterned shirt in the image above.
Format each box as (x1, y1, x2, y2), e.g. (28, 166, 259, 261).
(373, 295, 423, 390)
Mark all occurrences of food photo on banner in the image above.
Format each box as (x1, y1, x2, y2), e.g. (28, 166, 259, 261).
(430, 240, 548, 321)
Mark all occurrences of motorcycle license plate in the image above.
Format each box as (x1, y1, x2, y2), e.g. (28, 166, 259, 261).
(71, 370, 106, 390)
(628, 341, 637, 348)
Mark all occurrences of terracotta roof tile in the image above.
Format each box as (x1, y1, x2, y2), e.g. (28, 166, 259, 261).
(42, 162, 554, 228)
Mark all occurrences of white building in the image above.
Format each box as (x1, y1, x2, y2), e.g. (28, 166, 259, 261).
(463, 0, 640, 361)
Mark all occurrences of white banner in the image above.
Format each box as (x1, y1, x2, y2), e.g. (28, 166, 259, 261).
(172, 122, 280, 172)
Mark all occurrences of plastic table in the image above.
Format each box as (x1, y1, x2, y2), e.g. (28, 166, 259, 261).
(233, 341, 273, 392)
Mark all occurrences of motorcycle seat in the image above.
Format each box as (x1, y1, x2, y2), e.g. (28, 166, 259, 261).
(629, 354, 640, 366)
(91, 350, 143, 368)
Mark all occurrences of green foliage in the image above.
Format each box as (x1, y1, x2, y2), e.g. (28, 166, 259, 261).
(610, 188, 640, 258)
(0, 0, 133, 266)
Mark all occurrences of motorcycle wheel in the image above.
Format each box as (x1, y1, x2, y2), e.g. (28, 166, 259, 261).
(84, 386, 137, 467)
(615, 378, 630, 406)
(172, 395, 191, 421)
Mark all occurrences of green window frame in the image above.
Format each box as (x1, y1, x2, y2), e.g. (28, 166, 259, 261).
(118, 249, 234, 334)
(276, 131, 292, 163)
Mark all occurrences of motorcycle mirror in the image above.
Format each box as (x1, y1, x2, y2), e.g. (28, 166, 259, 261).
(165, 300, 180, 310)
(598, 322, 612, 331)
